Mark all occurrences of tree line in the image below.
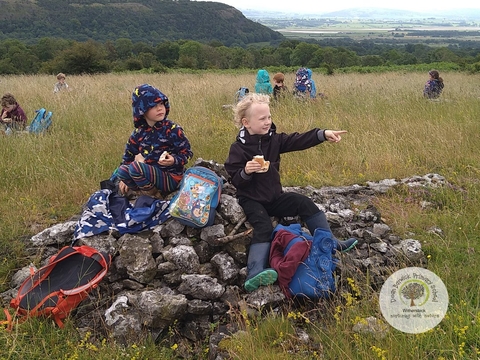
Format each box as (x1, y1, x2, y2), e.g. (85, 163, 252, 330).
(1, 37, 480, 75)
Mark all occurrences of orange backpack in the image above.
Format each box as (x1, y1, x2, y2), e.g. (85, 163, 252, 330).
(3, 245, 110, 330)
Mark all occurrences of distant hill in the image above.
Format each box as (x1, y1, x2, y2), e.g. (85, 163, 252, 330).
(243, 7, 480, 20)
(319, 7, 480, 19)
(0, 0, 284, 46)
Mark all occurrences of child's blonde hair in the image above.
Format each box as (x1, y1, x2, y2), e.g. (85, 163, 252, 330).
(56, 72, 66, 80)
(233, 93, 270, 128)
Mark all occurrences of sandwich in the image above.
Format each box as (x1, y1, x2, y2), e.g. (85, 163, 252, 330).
(160, 151, 168, 161)
(253, 155, 270, 173)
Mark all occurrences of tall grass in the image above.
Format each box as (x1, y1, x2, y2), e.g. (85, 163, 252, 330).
(1, 71, 479, 359)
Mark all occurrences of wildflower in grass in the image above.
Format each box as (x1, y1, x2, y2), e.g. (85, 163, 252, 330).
(171, 343, 178, 351)
(334, 306, 342, 324)
(272, 331, 284, 346)
(458, 341, 466, 357)
(370, 345, 387, 360)
(352, 316, 368, 325)
(454, 325, 468, 337)
(66, 353, 79, 360)
(287, 311, 298, 320)
(341, 291, 357, 306)
(347, 277, 361, 298)
(85, 343, 98, 351)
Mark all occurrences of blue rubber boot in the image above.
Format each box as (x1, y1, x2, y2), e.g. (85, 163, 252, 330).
(305, 212, 358, 253)
(244, 242, 278, 292)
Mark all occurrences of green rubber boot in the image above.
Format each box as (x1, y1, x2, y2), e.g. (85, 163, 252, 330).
(244, 242, 278, 292)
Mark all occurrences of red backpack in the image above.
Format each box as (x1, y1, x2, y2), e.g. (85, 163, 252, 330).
(3, 245, 111, 330)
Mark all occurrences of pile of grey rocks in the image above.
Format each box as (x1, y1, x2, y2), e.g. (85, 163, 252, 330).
(2, 159, 448, 358)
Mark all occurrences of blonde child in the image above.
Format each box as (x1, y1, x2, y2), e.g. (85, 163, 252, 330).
(224, 93, 357, 292)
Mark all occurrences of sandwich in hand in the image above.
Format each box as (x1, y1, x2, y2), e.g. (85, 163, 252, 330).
(159, 151, 168, 161)
(253, 155, 270, 173)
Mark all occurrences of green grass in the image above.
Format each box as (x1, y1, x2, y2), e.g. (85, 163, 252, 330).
(1, 71, 480, 359)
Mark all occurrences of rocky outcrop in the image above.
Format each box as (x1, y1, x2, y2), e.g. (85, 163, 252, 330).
(1, 159, 448, 358)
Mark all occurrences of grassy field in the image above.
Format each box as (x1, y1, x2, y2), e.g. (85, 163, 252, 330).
(1, 70, 479, 359)
(275, 20, 480, 41)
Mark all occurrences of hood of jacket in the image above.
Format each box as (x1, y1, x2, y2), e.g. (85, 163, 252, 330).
(256, 69, 271, 84)
(132, 84, 170, 128)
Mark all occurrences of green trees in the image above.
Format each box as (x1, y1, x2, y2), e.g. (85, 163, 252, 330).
(0, 37, 479, 75)
(0, 40, 40, 74)
(40, 41, 110, 74)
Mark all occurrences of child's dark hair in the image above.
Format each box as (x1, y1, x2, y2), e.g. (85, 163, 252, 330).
(273, 72, 285, 83)
(1, 93, 17, 107)
(429, 70, 443, 83)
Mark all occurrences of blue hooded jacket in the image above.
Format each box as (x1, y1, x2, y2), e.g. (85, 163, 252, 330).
(254, 69, 273, 95)
(121, 84, 193, 176)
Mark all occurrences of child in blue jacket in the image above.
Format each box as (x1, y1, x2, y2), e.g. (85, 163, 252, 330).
(254, 69, 273, 95)
(423, 70, 444, 99)
(113, 84, 193, 197)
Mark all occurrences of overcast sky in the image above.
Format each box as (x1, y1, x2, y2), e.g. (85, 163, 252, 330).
(196, 0, 480, 13)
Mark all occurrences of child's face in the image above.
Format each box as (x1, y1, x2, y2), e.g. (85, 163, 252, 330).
(273, 79, 283, 87)
(144, 102, 166, 125)
(242, 103, 272, 135)
(58, 78, 65, 83)
(2, 104, 15, 112)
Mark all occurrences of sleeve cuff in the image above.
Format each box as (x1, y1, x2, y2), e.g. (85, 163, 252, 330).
(240, 169, 252, 180)
(317, 129, 326, 142)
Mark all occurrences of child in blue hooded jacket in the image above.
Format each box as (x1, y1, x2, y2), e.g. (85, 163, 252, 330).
(114, 84, 193, 197)
(254, 69, 273, 95)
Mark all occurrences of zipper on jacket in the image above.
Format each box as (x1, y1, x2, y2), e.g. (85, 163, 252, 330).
(257, 138, 263, 155)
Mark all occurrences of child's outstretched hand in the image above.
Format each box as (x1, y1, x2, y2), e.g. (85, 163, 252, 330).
(325, 130, 347, 143)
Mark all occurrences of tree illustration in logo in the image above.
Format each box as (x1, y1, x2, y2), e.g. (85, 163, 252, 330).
(401, 282, 425, 306)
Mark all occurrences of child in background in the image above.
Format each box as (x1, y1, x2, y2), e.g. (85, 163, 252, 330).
(53, 73, 69, 94)
(1, 93, 27, 132)
(307, 68, 328, 100)
(254, 69, 273, 95)
(272, 72, 287, 100)
(113, 84, 193, 198)
(423, 70, 444, 99)
(224, 93, 357, 292)
(293, 67, 312, 100)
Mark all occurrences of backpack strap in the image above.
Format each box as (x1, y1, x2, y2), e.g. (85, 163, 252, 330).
(1, 308, 14, 331)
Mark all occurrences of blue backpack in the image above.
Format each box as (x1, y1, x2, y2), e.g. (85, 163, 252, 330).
(234, 87, 249, 104)
(29, 108, 53, 134)
(293, 67, 311, 96)
(271, 223, 337, 299)
(168, 166, 223, 228)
